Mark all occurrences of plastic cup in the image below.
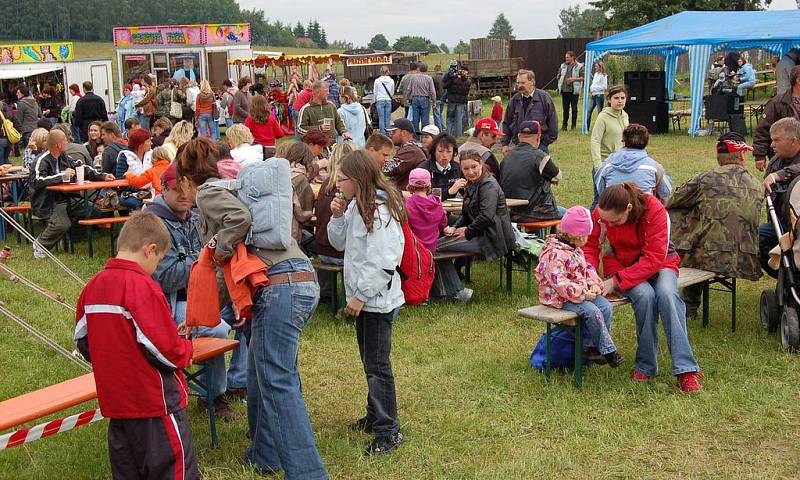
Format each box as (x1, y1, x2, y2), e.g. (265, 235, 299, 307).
(75, 165, 85, 184)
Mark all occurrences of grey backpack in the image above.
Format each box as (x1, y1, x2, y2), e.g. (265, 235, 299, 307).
(210, 157, 294, 250)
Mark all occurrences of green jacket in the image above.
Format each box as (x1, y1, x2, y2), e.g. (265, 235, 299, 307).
(666, 163, 763, 280)
(590, 107, 628, 168)
(298, 100, 346, 140)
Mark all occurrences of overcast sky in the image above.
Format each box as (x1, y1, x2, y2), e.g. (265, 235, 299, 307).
(242, 0, 798, 48)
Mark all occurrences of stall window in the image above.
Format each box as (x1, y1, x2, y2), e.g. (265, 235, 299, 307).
(169, 53, 201, 82)
(122, 54, 151, 84)
(153, 53, 170, 85)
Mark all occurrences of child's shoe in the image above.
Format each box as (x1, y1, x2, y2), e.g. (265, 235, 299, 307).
(677, 371, 705, 393)
(603, 351, 624, 368)
(365, 431, 404, 455)
(631, 370, 653, 382)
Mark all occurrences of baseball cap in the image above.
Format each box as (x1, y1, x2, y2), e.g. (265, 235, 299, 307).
(716, 132, 753, 153)
(408, 168, 432, 189)
(519, 120, 542, 135)
(491, 96, 502, 103)
(161, 162, 178, 189)
(387, 118, 415, 134)
(421, 125, 440, 137)
(301, 129, 335, 147)
(474, 118, 504, 136)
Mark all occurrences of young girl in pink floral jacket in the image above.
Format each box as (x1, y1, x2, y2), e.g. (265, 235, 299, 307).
(534, 206, 623, 367)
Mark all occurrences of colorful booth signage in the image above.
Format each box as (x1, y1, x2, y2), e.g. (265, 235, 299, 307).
(0, 42, 73, 64)
(205, 24, 251, 45)
(345, 54, 392, 67)
(114, 24, 251, 48)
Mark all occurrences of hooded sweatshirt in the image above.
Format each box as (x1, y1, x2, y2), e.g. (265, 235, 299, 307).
(405, 193, 448, 254)
(595, 148, 672, 202)
(589, 106, 629, 168)
(337, 102, 369, 147)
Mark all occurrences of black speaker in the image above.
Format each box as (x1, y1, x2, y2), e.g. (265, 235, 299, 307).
(643, 71, 666, 102)
(729, 114, 747, 136)
(625, 101, 669, 134)
(624, 71, 643, 103)
(705, 94, 743, 121)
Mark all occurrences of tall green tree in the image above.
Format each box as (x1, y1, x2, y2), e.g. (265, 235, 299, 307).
(393, 36, 436, 52)
(488, 13, 515, 40)
(558, 5, 606, 38)
(453, 40, 470, 55)
(318, 27, 328, 49)
(439, 43, 450, 54)
(368, 34, 390, 50)
(293, 22, 305, 38)
(590, 0, 771, 30)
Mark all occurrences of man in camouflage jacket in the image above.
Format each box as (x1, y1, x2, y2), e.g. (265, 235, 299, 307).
(667, 132, 763, 318)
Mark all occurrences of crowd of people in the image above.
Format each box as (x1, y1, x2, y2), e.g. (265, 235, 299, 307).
(2, 48, 798, 478)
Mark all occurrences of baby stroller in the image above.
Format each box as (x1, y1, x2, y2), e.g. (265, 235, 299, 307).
(760, 179, 800, 351)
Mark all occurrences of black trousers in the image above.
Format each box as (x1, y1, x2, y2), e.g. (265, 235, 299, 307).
(108, 410, 199, 480)
(356, 309, 399, 439)
(561, 91, 579, 129)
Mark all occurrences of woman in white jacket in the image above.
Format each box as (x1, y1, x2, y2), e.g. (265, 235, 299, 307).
(327, 149, 406, 455)
(587, 61, 608, 130)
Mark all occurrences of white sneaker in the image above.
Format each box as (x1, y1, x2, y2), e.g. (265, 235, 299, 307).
(454, 287, 473, 303)
(33, 243, 48, 259)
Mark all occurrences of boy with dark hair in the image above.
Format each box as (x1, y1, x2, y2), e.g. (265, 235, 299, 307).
(74, 211, 199, 479)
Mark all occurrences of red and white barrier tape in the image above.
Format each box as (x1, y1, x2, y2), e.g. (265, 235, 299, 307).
(0, 409, 104, 450)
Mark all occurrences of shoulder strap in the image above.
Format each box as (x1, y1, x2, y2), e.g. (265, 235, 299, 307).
(381, 81, 392, 96)
(206, 179, 240, 190)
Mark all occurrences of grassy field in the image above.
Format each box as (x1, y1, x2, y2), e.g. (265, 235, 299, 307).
(2, 89, 800, 479)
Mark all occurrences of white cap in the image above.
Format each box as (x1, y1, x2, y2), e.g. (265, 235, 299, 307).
(421, 125, 440, 136)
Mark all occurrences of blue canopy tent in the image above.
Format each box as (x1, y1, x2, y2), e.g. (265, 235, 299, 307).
(581, 10, 800, 136)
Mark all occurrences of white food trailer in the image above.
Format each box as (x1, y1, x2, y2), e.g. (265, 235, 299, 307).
(113, 23, 252, 96)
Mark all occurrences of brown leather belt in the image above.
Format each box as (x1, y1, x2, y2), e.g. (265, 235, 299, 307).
(267, 271, 317, 285)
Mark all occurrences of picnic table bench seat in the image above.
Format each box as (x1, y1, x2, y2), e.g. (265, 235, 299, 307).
(77, 216, 130, 257)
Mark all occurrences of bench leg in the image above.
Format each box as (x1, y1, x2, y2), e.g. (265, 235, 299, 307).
(545, 323, 551, 383)
(465, 258, 472, 283)
(206, 362, 218, 447)
(526, 261, 533, 297)
(574, 322, 583, 389)
(702, 282, 710, 328)
(505, 255, 512, 294)
(330, 271, 339, 315)
(86, 225, 94, 258)
(731, 277, 737, 332)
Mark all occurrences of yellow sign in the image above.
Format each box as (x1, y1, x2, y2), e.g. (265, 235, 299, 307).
(345, 55, 392, 67)
(0, 42, 74, 64)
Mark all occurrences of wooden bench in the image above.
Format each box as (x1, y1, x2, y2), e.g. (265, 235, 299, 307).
(669, 109, 692, 132)
(313, 262, 346, 316)
(517, 268, 737, 388)
(1, 204, 33, 244)
(517, 219, 560, 236)
(77, 216, 130, 257)
(749, 80, 776, 100)
(0, 337, 239, 448)
(433, 251, 475, 284)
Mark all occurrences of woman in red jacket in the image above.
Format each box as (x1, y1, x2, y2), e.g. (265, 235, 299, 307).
(245, 94, 285, 148)
(584, 183, 704, 393)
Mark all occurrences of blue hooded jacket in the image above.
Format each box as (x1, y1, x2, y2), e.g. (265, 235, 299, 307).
(595, 147, 672, 201)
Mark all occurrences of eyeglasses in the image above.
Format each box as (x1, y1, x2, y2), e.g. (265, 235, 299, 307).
(336, 176, 351, 184)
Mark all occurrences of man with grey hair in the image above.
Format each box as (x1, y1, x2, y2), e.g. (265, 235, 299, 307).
(759, 117, 800, 277)
(501, 69, 558, 154)
(298, 80, 349, 141)
(776, 48, 800, 96)
(30, 129, 113, 258)
(754, 65, 800, 171)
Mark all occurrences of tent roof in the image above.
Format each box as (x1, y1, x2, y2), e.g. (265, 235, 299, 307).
(587, 10, 800, 51)
(0, 63, 62, 80)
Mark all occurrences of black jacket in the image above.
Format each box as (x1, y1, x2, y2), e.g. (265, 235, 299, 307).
(40, 96, 63, 121)
(753, 89, 799, 159)
(499, 143, 560, 221)
(419, 158, 462, 200)
(502, 89, 558, 146)
(454, 174, 516, 261)
(30, 151, 104, 218)
(102, 142, 128, 175)
(443, 75, 471, 104)
(74, 93, 108, 139)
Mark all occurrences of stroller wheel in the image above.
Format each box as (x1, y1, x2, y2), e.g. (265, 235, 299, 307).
(781, 307, 800, 352)
(760, 290, 780, 333)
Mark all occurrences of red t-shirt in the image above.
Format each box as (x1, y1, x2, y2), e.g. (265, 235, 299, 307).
(491, 103, 504, 123)
(245, 115, 285, 147)
(293, 88, 313, 111)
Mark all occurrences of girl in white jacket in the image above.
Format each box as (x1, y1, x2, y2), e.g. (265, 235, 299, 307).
(327, 149, 406, 455)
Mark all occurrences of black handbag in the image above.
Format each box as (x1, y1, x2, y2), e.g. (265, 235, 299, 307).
(379, 81, 400, 112)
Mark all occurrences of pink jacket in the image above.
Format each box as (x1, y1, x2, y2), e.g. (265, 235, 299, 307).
(405, 193, 447, 254)
(534, 235, 603, 308)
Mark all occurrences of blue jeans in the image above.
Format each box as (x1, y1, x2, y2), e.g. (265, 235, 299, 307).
(759, 222, 779, 279)
(587, 94, 605, 130)
(70, 122, 81, 145)
(174, 301, 229, 399)
(737, 81, 755, 97)
(292, 110, 301, 141)
(0, 138, 9, 165)
(244, 259, 327, 479)
(447, 103, 466, 138)
(220, 305, 249, 390)
(623, 268, 700, 377)
(138, 114, 150, 130)
(211, 119, 220, 140)
(356, 308, 400, 439)
(562, 296, 616, 355)
(225, 117, 234, 128)
(375, 99, 392, 135)
(411, 96, 430, 138)
(433, 100, 445, 132)
(197, 113, 215, 139)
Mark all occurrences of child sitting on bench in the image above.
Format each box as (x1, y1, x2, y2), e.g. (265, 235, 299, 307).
(534, 206, 624, 367)
(74, 212, 198, 479)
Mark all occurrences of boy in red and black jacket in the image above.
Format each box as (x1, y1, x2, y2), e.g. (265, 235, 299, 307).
(74, 212, 198, 480)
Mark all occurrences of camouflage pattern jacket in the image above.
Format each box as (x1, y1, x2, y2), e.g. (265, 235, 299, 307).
(666, 163, 763, 281)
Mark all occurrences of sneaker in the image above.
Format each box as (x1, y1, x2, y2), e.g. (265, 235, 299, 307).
(677, 371, 705, 393)
(33, 243, 47, 259)
(603, 351, 624, 368)
(349, 416, 374, 434)
(365, 432, 404, 455)
(454, 287, 473, 303)
(631, 370, 653, 382)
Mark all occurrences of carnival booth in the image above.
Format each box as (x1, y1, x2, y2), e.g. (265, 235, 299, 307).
(114, 23, 252, 96)
(0, 42, 114, 108)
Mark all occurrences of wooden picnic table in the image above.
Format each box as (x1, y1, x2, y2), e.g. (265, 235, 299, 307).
(46, 179, 129, 217)
(442, 197, 527, 213)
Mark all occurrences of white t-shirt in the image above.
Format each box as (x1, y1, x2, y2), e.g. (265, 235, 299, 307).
(590, 73, 608, 95)
(373, 76, 395, 101)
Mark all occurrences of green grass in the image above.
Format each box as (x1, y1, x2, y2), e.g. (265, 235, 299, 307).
(2, 92, 800, 479)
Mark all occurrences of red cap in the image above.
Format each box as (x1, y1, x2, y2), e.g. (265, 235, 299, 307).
(475, 118, 504, 136)
(161, 162, 178, 189)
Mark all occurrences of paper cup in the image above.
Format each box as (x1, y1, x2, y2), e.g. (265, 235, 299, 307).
(75, 165, 85, 184)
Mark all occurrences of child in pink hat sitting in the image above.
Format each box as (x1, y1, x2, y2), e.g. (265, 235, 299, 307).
(534, 206, 623, 367)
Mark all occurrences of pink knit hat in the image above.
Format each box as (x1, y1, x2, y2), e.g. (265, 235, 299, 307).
(408, 168, 432, 189)
(560, 206, 593, 236)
